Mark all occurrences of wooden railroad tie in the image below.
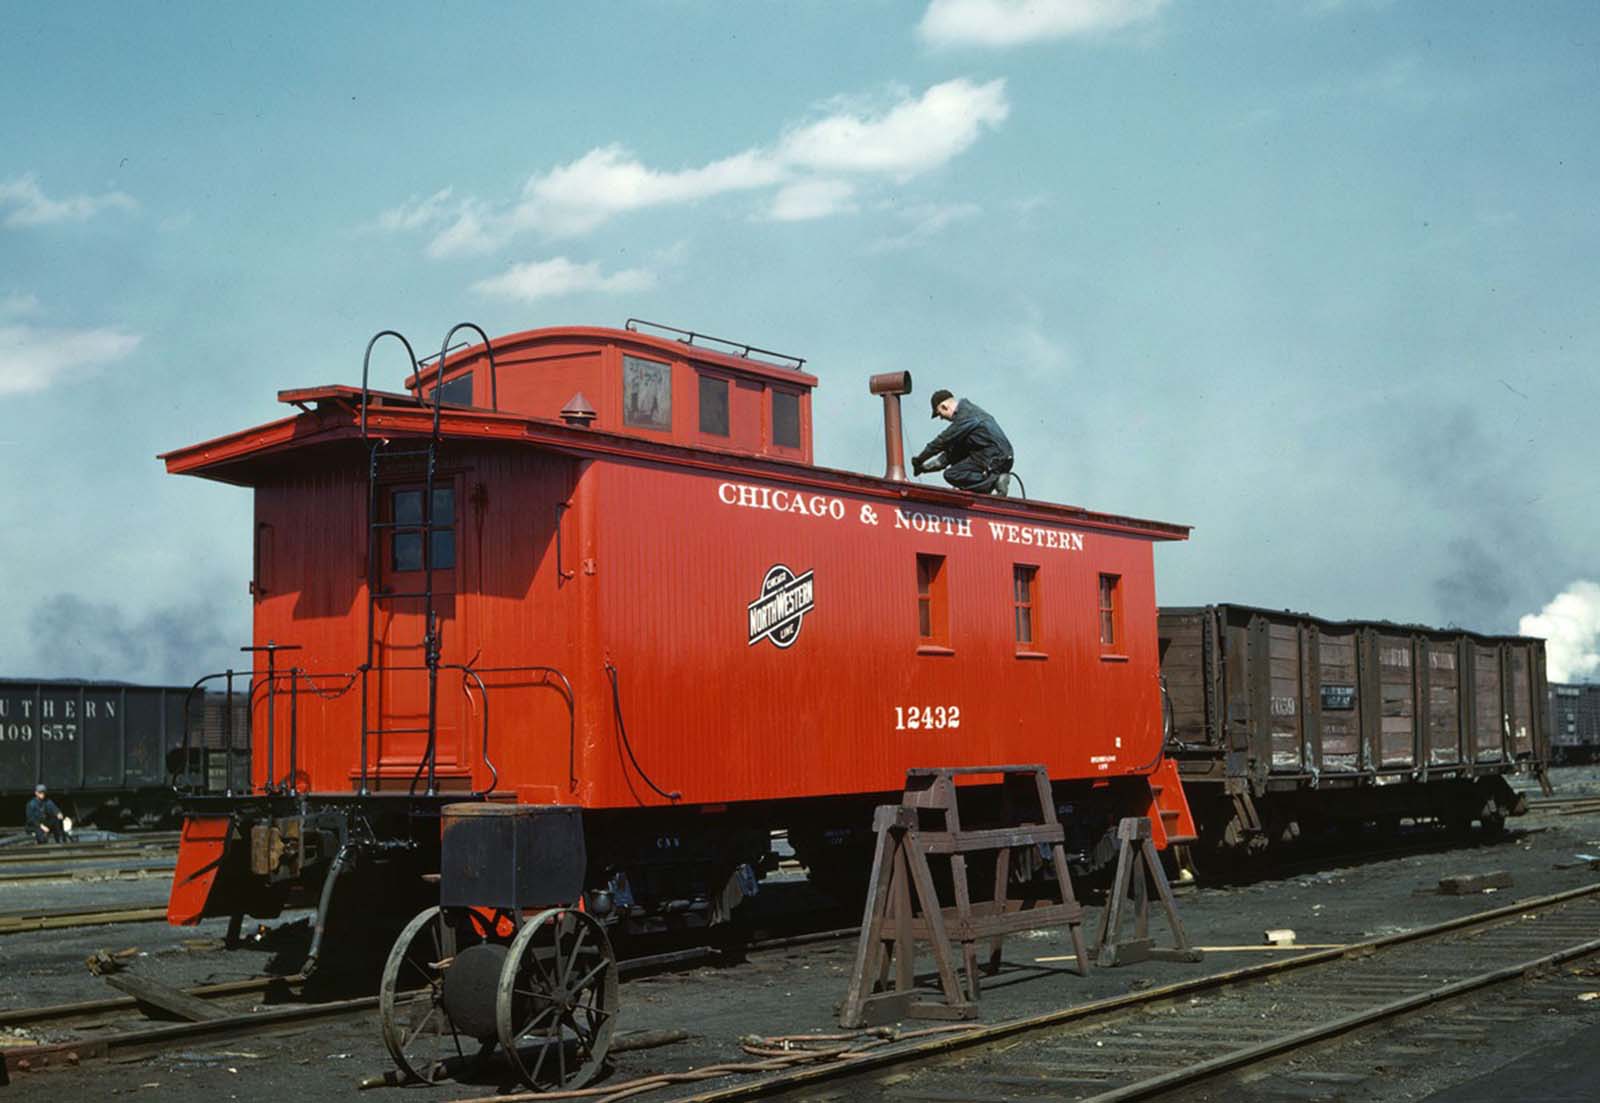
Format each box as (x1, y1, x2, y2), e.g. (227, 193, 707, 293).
(839, 765, 1089, 1028)
(1093, 815, 1203, 968)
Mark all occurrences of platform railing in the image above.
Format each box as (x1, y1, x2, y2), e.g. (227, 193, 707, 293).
(173, 659, 574, 800)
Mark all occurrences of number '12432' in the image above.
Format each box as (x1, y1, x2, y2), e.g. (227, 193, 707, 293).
(895, 705, 960, 731)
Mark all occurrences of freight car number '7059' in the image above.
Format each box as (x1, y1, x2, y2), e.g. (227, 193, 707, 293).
(894, 705, 962, 731)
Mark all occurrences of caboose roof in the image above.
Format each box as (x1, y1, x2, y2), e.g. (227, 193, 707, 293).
(160, 325, 1190, 543)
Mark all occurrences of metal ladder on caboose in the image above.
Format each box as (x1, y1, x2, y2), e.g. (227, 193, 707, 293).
(356, 325, 497, 797)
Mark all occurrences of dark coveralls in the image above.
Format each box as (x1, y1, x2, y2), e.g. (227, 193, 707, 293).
(914, 399, 1014, 493)
(26, 794, 65, 844)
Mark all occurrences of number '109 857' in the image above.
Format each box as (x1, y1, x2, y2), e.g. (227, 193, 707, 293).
(895, 705, 961, 731)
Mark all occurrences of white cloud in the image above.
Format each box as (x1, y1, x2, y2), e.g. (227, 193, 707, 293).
(777, 79, 1009, 177)
(918, 0, 1169, 48)
(470, 257, 656, 303)
(514, 147, 784, 239)
(382, 78, 1010, 254)
(768, 179, 858, 222)
(0, 322, 142, 395)
(0, 174, 137, 227)
(1520, 581, 1600, 684)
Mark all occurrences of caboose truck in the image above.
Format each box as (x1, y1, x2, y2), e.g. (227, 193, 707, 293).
(159, 319, 1197, 974)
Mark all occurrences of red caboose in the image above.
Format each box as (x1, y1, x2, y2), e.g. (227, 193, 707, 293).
(161, 320, 1194, 939)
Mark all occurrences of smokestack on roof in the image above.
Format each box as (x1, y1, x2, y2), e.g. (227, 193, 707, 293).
(868, 371, 914, 481)
(560, 392, 597, 428)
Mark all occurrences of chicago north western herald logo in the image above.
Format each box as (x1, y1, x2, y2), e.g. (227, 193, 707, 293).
(747, 564, 815, 649)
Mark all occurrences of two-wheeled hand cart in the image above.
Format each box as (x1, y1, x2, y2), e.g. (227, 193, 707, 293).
(378, 804, 618, 1090)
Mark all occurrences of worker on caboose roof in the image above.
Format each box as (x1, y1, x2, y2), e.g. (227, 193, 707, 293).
(912, 390, 1014, 496)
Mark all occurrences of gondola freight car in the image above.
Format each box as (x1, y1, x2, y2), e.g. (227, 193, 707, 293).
(1159, 604, 1551, 855)
(160, 320, 1196, 939)
(0, 679, 246, 827)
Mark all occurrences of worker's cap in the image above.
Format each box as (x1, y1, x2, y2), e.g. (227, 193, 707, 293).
(929, 389, 954, 417)
(33, 783, 46, 794)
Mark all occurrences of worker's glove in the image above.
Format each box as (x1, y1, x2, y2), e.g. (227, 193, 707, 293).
(911, 450, 932, 475)
(912, 457, 926, 475)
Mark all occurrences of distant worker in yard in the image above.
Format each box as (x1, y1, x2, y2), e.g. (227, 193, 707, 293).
(912, 389, 1015, 495)
(26, 783, 67, 844)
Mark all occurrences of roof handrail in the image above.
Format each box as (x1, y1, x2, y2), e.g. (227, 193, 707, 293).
(624, 318, 806, 371)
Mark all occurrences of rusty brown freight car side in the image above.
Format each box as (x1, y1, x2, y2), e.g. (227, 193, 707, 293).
(1159, 604, 1551, 857)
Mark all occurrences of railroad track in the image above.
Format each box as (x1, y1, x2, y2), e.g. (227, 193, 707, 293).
(0, 830, 181, 852)
(1526, 795, 1600, 816)
(0, 860, 175, 885)
(655, 883, 1600, 1103)
(0, 841, 178, 866)
(0, 902, 172, 934)
(0, 921, 856, 1078)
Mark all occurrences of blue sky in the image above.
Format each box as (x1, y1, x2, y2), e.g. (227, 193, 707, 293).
(2, 0, 1597, 684)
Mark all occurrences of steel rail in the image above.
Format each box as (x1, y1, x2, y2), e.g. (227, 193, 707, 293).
(1077, 934, 1600, 1102)
(0, 974, 303, 1029)
(669, 880, 1600, 1103)
(2, 993, 378, 1074)
(0, 921, 859, 1076)
(0, 861, 174, 885)
(0, 904, 169, 934)
(0, 843, 177, 866)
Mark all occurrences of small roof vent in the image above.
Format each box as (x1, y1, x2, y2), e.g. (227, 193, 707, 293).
(560, 392, 598, 428)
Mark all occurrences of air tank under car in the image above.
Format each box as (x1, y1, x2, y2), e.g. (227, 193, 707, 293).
(158, 318, 1197, 943)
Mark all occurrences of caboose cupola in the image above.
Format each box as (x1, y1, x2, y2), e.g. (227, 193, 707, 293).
(409, 318, 817, 462)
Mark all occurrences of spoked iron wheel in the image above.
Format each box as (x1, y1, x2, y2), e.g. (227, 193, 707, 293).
(496, 907, 618, 1091)
(379, 906, 487, 1084)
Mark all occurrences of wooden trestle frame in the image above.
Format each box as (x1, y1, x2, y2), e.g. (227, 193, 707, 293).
(1092, 815, 1203, 967)
(839, 765, 1089, 1028)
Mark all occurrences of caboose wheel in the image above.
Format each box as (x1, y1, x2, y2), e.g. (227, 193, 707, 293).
(379, 906, 486, 1084)
(496, 908, 618, 1090)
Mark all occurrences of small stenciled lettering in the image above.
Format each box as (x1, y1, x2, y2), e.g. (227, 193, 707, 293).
(894, 705, 962, 731)
(1089, 754, 1117, 772)
(1270, 695, 1298, 717)
(892, 508, 972, 538)
(1322, 684, 1357, 710)
(717, 482, 846, 521)
(984, 521, 1085, 551)
(713, 481, 1086, 554)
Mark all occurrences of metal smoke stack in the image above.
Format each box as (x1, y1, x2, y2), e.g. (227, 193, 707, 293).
(868, 371, 914, 481)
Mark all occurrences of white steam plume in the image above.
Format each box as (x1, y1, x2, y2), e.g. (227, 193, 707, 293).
(1519, 580, 1600, 684)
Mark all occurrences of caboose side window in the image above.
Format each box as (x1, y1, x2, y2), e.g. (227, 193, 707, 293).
(392, 487, 455, 571)
(623, 355, 672, 430)
(772, 389, 801, 449)
(917, 554, 949, 648)
(699, 374, 730, 437)
(1013, 564, 1038, 648)
(1098, 573, 1121, 650)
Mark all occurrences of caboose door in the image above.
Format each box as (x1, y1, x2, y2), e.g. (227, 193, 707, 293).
(368, 474, 469, 789)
